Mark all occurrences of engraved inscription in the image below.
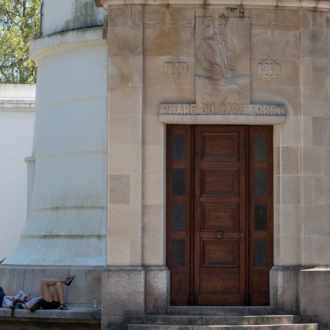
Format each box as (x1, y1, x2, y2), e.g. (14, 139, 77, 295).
(165, 55, 188, 79)
(159, 103, 285, 116)
(258, 58, 281, 80)
(157, 17, 287, 121)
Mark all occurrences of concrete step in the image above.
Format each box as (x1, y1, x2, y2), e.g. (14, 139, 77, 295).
(167, 306, 278, 316)
(144, 315, 302, 326)
(0, 306, 101, 330)
(128, 324, 318, 330)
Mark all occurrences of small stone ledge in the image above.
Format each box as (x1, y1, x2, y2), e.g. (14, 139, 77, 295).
(159, 114, 286, 125)
(30, 27, 106, 62)
(0, 307, 101, 321)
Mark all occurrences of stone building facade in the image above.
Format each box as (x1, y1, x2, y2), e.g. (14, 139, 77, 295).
(1, 0, 330, 329)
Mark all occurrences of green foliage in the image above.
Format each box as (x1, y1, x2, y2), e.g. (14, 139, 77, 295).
(0, 0, 40, 84)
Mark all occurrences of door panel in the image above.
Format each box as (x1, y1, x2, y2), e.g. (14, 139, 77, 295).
(201, 239, 239, 266)
(248, 126, 273, 306)
(194, 126, 246, 306)
(201, 133, 239, 161)
(201, 204, 239, 231)
(166, 125, 192, 305)
(166, 125, 273, 306)
(201, 169, 239, 196)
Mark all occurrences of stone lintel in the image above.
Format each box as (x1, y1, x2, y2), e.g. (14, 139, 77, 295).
(159, 114, 286, 125)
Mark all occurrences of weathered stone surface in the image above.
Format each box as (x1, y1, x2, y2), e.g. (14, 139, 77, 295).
(102, 268, 145, 329)
(195, 17, 250, 105)
(143, 205, 164, 265)
(0, 307, 100, 330)
(300, 268, 330, 329)
(270, 267, 299, 315)
(143, 315, 302, 325)
(145, 267, 169, 315)
(128, 325, 318, 330)
(167, 306, 278, 316)
(109, 175, 131, 205)
(0, 266, 103, 307)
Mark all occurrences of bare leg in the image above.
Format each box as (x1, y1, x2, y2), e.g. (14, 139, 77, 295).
(41, 279, 66, 303)
(53, 282, 64, 304)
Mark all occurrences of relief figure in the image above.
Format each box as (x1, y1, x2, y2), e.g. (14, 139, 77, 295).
(196, 16, 235, 80)
(196, 16, 250, 104)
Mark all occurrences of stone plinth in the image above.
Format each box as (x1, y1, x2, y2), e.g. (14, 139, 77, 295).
(300, 268, 330, 329)
(0, 265, 103, 308)
(0, 306, 101, 330)
(102, 267, 169, 330)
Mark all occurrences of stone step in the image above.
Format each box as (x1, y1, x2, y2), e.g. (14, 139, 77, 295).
(128, 324, 318, 330)
(0, 307, 101, 330)
(144, 315, 302, 326)
(167, 306, 278, 316)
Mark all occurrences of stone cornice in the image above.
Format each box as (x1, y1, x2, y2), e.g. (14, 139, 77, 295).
(30, 27, 106, 63)
(159, 114, 286, 125)
(100, 0, 330, 10)
(0, 99, 35, 112)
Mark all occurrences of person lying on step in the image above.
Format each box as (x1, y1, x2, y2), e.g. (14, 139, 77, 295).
(0, 288, 25, 308)
(24, 276, 75, 312)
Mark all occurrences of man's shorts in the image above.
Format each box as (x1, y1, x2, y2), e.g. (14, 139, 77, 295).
(0, 287, 6, 307)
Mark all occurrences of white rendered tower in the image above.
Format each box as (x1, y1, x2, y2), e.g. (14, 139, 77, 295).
(0, 0, 108, 306)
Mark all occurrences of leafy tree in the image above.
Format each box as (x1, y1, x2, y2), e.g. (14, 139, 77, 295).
(0, 0, 40, 84)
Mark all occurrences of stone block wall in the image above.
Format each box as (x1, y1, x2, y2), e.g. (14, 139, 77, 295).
(101, 2, 330, 328)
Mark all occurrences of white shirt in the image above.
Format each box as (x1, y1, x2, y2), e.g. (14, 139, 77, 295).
(2, 291, 25, 308)
(24, 297, 41, 309)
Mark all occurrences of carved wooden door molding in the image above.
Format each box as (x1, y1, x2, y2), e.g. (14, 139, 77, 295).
(166, 125, 273, 306)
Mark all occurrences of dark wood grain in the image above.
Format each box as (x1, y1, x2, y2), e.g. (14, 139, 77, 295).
(166, 125, 192, 305)
(166, 125, 273, 306)
(194, 126, 246, 306)
(248, 126, 273, 305)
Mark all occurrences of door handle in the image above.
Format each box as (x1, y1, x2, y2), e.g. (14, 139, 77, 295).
(216, 231, 224, 239)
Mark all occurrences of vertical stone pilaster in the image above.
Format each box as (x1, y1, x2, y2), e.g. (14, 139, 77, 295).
(300, 10, 330, 268)
(103, 6, 145, 329)
(107, 5, 143, 267)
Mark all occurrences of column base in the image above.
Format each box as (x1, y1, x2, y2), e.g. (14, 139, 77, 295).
(271, 266, 330, 329)
(270, 266, 302, 314)
(300, 267, 330, 330)
(102, 266, 169, 330)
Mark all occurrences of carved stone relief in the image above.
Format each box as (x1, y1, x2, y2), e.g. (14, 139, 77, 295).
(164, 56, 188, 79)
(195, 16, 250, 104)
(158, 15, 286, 121)
(258, 58, 281, 80)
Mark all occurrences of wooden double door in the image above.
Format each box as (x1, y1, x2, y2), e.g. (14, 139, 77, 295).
(166, 125, 273, 306)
